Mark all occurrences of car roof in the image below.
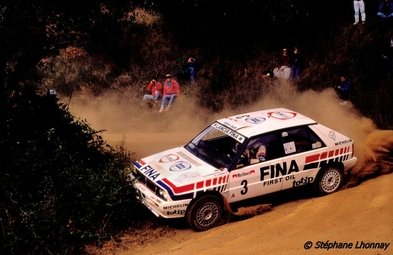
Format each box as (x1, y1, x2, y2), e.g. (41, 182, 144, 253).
(216, 108, 317, 138)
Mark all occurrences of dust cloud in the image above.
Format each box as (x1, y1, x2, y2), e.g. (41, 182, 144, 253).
(65, 80, 393, 183)
(65, 87, 216, 157)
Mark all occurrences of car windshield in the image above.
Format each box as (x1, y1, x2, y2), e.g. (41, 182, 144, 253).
(185, 122, 246, 169)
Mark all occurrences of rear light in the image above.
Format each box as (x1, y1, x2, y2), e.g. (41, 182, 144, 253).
(352, 144, 355, 157)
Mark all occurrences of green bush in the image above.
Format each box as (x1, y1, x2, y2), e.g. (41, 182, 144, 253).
(1, 4, 393, 255)
(0, 86, 147, 254)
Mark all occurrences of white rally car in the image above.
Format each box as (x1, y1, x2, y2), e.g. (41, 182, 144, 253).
(129, 108, 357, 231)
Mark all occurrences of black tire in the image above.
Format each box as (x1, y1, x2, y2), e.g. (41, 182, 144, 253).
(186, 194, 223, 231)
(315, 167, 343, 195)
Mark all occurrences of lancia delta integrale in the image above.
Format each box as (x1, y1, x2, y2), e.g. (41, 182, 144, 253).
(129, 108, 357, 231)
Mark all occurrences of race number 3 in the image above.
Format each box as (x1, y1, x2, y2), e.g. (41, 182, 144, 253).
(241, 180, 248, 195)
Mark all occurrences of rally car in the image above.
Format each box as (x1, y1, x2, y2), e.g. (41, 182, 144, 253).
(129, 108, 357, 231)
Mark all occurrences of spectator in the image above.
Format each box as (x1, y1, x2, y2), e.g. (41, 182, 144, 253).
(187, 57, 197, 83)
(289, 46, 304, 80)
(142, 79, 162, 103)
(389, 35, 393, 73)
(382, 33, 393, 74)
(335, 75, 353, 101)
(45, 88, 58, 104)
(273, 48, 291, 79)
(47, 88, 57, 97)
(262, 69, 274, 79)
(353, 0, 366, 25)
(159, 74, 181, 112)
(377, 0, 393, 20)
(43, 88, 58, 111)
(279, 48, 290, 67)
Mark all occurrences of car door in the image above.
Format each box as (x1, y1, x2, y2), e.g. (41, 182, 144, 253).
(279, 126, 326, 190)
(227, 132, 285, 203)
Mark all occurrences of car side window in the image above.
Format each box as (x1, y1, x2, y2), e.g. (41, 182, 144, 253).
(281, 126, 324, 155)
(235, 132, 283, 168)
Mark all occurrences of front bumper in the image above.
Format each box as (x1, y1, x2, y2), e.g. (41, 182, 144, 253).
(131, 177, 191, 219)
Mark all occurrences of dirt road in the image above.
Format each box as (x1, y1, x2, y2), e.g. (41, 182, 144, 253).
(71, 85, 393, 255)
(92, 173, 392, 255)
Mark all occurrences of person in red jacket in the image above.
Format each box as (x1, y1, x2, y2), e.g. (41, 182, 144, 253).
(159, 74, 181, 112)
(142, 79, 163, 105)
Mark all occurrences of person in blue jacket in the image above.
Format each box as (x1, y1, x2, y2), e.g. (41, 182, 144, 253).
(335, 75, 353, 101)
(377, 0, 393, 19)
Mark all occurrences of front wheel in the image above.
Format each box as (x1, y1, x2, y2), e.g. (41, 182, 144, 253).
(186, 194, 223, 231)
(315, 167, 343, 195)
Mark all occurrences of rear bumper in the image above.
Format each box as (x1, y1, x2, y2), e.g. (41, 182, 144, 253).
(344, 157, 358, 173)
(342, 157, 358, 184)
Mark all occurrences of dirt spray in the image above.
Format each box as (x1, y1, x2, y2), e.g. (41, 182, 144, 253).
(66, 80, 393, 217)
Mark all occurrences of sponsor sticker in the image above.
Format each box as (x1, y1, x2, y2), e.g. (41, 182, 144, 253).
(329, 130, 336, 141)
(159, 154, 179, 163)
(169, 161, 192, 171)
(268, 111, 297, 120)
(222, 121, 238, 130)
(173, 172, 201, 182)
(232, 170, 256, 178)
(245, 117, 266, 124)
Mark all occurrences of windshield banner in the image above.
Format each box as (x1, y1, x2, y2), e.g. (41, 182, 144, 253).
(212, 122, 245, 143)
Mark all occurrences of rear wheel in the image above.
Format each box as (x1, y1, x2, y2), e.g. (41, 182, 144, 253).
(315, 167, 343, 195)
(186, 194, 223, 231)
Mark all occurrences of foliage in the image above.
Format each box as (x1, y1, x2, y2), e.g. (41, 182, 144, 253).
(0, 87, 147, 254)
(0, 1, 393, 254)
(152, 0, 350, 53)
(36, 46, 113, 98)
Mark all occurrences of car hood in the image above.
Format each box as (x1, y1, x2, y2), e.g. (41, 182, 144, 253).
(133, 146, 223, 186)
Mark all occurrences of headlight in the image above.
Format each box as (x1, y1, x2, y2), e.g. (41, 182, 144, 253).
(156, 187, 169, 201)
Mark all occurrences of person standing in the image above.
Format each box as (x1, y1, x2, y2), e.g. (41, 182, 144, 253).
(353, 0, 366, 25)
(289, 46, 304, 80)
(159, 74, 181, 112)
(384, 33, 393, 74)
(187, 57, 197, 83)
(389, 35, 393, 73)
(273, 48, 291, 79)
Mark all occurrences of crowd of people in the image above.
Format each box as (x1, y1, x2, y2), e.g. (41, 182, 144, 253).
(352, 0, 393, 24)
(265, 0, 393, 104)
(141, 56, 198, 112)
(139, 1, 393, 112)
(142, 74, 181, 112)
(269, 46, 304, 81)
(268, 45, 356, 103)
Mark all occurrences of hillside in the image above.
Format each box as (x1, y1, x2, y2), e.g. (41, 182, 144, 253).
(1, 1, 393, 254)
(70, 82, 393, 255)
